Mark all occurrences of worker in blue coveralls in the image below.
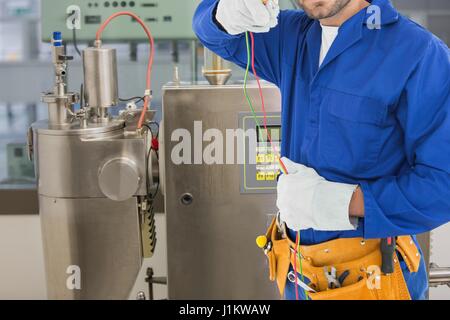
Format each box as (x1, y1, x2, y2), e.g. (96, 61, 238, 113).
(193, 0, 450, 300)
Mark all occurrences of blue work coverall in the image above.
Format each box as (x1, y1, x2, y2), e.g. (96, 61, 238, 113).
(193, 0, 450, 299)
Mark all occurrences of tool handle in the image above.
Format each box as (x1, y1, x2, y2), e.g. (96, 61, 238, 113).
(381, 237, 396, 274)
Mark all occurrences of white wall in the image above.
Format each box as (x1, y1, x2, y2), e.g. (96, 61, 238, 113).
(0, 215, 46, 299)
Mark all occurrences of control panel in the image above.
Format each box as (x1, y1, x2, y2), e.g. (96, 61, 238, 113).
(41, 0, 198, 41)
(239, 112, 282, 194)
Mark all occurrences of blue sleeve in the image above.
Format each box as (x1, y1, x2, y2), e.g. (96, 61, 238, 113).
(193, 0, 290, 86)
(361, 38, 450, 238)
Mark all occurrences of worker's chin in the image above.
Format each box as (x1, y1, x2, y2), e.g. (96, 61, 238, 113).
(300, 0, 351, 20)
(304, 7, 336, 20)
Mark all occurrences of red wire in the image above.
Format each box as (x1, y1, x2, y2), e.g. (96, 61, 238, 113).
(249, 33, 271, 143)
(250, 31, 296, 298)
(294, 232, 300, 300)
(96, 11, 155, 129)
(249, 32, 288, 174)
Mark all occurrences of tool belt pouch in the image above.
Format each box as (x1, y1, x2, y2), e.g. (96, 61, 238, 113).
(265, 217, 291, 297)
(263, 217, 421, 300)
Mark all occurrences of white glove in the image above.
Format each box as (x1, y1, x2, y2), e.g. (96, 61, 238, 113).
(276, 157, 359, 232)
(216, 0, 280, 35)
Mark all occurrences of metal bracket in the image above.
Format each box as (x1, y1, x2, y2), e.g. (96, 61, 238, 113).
(27, 127, 34, 162)
(145, 267, 167, 300)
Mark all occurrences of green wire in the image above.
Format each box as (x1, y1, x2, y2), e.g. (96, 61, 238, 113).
(244, 31, 308, 301)
(297, 231, 309, 300)
(244, 32, 263, 135)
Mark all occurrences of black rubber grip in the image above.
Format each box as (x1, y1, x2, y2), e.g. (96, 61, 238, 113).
(381, 237, 396, 274)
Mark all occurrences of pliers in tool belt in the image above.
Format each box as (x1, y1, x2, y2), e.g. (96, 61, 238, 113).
(324, 266, 341, 289)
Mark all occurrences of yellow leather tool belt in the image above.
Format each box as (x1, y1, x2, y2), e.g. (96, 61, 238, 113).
(263, 217, 421, 300)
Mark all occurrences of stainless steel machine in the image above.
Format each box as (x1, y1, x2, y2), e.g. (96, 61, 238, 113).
(161, 82, 282, 299)
(29, 32, 158, 299)
(32, 26, 282, 299)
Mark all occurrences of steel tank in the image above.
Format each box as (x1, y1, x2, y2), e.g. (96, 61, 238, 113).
(31, 35, 157, 299)
(32, 119, 150, 300)
(83, 47, 119, 110)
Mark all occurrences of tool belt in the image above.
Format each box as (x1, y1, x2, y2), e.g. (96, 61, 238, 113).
(262, 217, 422, 300)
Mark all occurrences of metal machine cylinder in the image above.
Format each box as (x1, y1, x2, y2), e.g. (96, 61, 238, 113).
(83, 47, 119, 110)
(202, 48, 232, 85)
(32, 120, 148, 299)
(34, 35, 158, 299)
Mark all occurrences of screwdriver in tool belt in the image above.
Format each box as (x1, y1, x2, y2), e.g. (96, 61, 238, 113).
(381, 237, 396, 274)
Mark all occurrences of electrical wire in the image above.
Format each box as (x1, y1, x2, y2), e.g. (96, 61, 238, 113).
(244, 31, 307, 300)
(145, 121, 160, 138)
(96, 12, 155, 129)
(146, 145, 160, 201)
(294, 232, 300, 300)
(72, 27, 81, 57)
(119, 96, 145, 103)
(144, 122, 160, 202)
(297, 231, 308, 300)
(248, 32, 288, 175)
(68, 10, 81, 57)
(244, 32, 263, 133)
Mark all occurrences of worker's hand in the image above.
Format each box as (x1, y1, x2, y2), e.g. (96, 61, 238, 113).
(276, 157, 359, 231)
(216, 0, 280, 35)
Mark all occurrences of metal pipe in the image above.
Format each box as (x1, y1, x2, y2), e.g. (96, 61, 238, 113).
(191, 39, 198, 83)
(42, 38, 77, 126)
(429, 264, 450, 287)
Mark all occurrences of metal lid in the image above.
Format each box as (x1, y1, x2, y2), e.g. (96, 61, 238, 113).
(32, 119, 126, 136)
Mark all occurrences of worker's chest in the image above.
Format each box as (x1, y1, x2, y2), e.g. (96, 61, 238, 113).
(280, 55, 404, 178)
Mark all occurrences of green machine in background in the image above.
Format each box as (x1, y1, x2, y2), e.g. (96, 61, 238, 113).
(40, 0, 298, 42)
(5, 143, 35, 184)
(41, 0, 199, 41)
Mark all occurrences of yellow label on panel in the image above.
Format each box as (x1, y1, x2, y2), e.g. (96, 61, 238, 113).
(256, 172, 266, 181)
(256, 154, 266, 163)
(265, 154, 275, 163)
(266, 172, 276, 181)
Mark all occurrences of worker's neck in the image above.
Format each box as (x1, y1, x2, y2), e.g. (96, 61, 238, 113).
(320, 0, 370, 27)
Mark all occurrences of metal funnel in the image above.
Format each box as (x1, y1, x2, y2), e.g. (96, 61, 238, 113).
(202, 48, 232, 85)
